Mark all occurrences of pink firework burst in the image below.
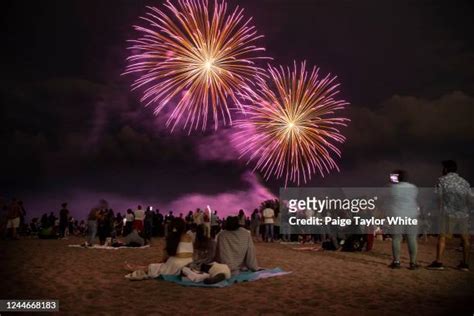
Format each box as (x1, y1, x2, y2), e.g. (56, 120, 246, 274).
(124, 0, 269, 132)
(234, 61, 350, 186)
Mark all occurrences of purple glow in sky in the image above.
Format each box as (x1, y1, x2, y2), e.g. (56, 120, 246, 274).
(22, 172, 275, 221)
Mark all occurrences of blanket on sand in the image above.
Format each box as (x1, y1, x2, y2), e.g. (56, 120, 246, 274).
(68, 244, 150, 250)
(159, 268, 291, 288)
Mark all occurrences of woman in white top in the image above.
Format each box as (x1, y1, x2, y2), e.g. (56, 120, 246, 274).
(262, 205, 275, 242)
(125, 218, 193, 279)
(123, 209, 134, 236)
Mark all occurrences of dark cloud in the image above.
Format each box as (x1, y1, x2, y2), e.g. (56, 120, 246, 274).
(317, 91, 474, 187)
(0, 77, 263, 218)
(347, 91, 474, 150)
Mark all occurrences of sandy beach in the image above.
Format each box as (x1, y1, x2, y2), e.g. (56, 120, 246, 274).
(0, 236, 472, 315)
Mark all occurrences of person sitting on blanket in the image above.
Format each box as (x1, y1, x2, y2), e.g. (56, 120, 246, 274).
(180, 224, 231, 284)
(123, 229, 145, 247)
(192, 224, 216, 264)
(125, 217, 193, 280)
(214, 216, 258, 274)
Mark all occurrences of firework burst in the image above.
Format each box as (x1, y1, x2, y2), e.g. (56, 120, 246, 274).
(234, 61, 349, 186)
(124, 0, 268, 132)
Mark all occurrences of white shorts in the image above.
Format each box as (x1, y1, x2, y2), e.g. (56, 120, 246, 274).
(7, 217, 20, 229)
(209, 262, 231, 279)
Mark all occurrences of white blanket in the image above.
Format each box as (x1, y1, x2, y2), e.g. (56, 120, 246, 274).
(68, 244, 150, 250)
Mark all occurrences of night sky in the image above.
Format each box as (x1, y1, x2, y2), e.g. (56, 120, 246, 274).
(2, 0, 473, 218)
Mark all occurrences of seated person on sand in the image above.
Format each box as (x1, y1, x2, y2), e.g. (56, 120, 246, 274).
(214, 216, 259, 274)
(181, 224, 231, 284)
(192, 224, 216, 266)
(125, 218, 193, 279)
(111, 229, 145, 247)
(124, 228, 145, 247)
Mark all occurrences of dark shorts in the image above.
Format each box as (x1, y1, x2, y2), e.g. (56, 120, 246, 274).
(439, 216, 469, 238)
(133, 220, 144, 232)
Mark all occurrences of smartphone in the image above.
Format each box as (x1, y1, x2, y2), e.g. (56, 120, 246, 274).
(390, 173, 399, 183)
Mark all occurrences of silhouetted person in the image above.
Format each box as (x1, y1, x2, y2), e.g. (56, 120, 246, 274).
(86, 208, 99, 246)
(59, 203, 69, 238)
(40, 213, 49, 228)
(211, 210, 220, 238)
(185, 210, 194, 231)
(115, 212, 123, 236)
(165, 211, 174, 237)
(156, 210, 164, 237)
(250, 209, 260, 240)
(97, 209, 113, 245)
(428, 160, 472, 271)
(238, 209, 246, 227)
(48, 212, 56, 228)
(107, 209, 115, 238)
(144, 207, 153, 242)
(85, 200, 108, 246)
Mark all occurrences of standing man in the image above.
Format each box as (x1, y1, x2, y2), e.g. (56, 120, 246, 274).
(262, 203, 275, 242)
(428, 160, 472, 271)
(193, 208, 203, 226)
(388, 170, 419, 269)
(164, 211, 174, 237)
(59, 203, 69, 238)
(133, 205, 145, 233)
(211, 210, 220, 238)
(156, 209, 164, 237)
(85, 200, 107, 247)
(250, 209, 261, 241)
(203, 208, 211, 238)
(144, 207, 154, 242)
(86, 207, 99, 246)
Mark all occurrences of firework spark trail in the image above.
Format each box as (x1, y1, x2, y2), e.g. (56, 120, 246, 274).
(234, 61, 350, 186)
(124, 0, 269, 132)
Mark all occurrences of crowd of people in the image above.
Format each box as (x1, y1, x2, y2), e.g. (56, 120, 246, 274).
(1, 160, 471, 274)
(387, 160, 472, 272)
(124, 215, 258, 283)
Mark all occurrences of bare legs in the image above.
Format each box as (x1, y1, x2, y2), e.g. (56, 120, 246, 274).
(436, 234, 470, 264)
(124, 262, 148, 272)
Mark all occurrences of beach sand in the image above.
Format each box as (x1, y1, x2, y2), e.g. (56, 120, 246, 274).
(0, 236, 472, 315)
